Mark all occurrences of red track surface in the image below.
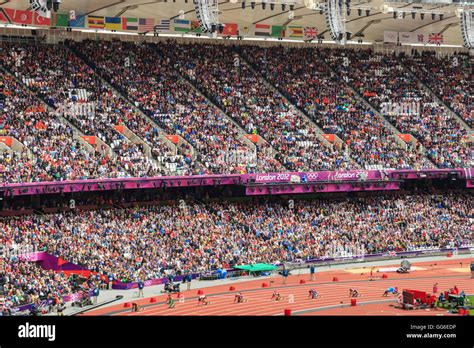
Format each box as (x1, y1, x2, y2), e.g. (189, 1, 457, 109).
(84, 258, 473, 316)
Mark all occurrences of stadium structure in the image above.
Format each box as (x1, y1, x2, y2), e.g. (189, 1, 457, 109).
(0, 0, 472, 320)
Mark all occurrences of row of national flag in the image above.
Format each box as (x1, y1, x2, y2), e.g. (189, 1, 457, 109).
(171, 20, 319, 39)
(253, 24, 318, 39)
(0, 6, 451, 44)
(0, 7, 319, 39)
(384, 31, 444, 45)
(0, 7, 156, 31)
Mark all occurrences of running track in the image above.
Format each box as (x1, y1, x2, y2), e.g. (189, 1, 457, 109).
(83, 258, 473, 316)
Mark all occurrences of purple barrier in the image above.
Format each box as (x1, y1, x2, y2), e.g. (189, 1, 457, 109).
(0, 174, 241, 197)
(112, 278, 165, 290)
(112, 274, 199, 290)
(0, 168, 471, 197)
(115, 246, 472, 290)
(301, 246, 472, 265)
(11, 291, 90, 314)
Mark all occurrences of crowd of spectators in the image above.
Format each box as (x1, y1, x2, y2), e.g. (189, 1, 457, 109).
(401, 51, 473, 128)
(0, 40, 472, 182)
(1, 42, 166, 177)
(0, 71, 126, 182)
(0, 257, 104, 315)
(0, 260, 74, 312)
(322, 48, 472, 168)
(1, 194, 471, 290)
(240, 45, 433, 170)
(158, 41, 355, 172)
(70, 40, 282, 174)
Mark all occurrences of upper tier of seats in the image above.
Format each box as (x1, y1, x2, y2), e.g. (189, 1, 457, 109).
(401, 51, 473, 128)
(321, 48, 472, 168)
(239, 45, 434, 170)
(0, 39, 471, 183)
(70, 40, 283, 174)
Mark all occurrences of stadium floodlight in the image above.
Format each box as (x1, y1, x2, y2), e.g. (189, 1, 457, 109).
(30, 0, 51, 18)
(304, 0, 321, 10)
(380, 4, 390, 14)
(194, 0, 221, 33)
(325, 0, 347, 44)
(460, 9, 474, 48)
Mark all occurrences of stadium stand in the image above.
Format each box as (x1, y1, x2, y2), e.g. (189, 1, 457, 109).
(157, 42, 356, 172)
(239, 45, 433, 170)
(69, 39, 282, 174)
(0, 40, 472, 183)
(0, 36, 472, 317)
(401, 51, 473, 128)
(1, 42, 171, 177)
(322, 48, 472, 168)
(0, 70, 124, 182)
(1, 193, 471, 286)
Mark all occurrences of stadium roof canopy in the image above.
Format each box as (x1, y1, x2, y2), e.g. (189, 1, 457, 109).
(1, 0, 473, 46)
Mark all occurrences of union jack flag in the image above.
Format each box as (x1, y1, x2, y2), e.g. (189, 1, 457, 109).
(428, 33, 443, 45)
(303, 27, 318, 40)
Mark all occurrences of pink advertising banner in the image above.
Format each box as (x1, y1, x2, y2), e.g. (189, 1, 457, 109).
(249, 170, 384, 183)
